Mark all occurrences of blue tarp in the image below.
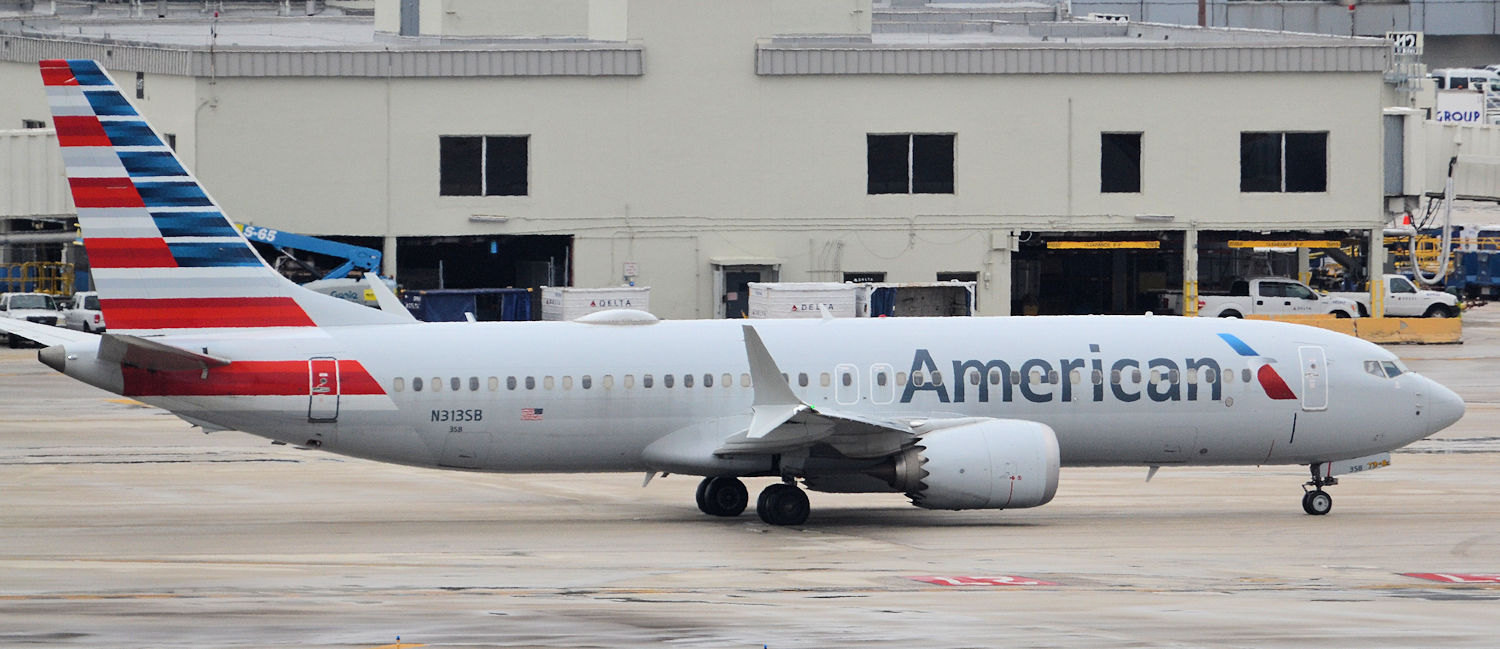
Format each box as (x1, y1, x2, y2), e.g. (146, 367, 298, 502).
(401, 288, 533, 322)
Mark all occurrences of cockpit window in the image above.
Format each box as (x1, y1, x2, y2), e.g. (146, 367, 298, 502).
(1366, 360, 1406, 378)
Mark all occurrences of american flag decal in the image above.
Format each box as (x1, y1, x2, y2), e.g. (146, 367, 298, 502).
(521, 408, 544, 421)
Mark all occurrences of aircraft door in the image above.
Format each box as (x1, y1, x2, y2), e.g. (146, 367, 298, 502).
(871, 363, 895, 405)
(835, 363, 859, 405)
(1298, 346, 1327, 411)
(308, 357, 340, 422)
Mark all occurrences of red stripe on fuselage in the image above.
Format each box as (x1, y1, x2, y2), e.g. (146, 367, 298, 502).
(39, 60, 77, 86)
(1257, 364, 1298, 400)
(68, 177, 145, 208)
(100, 297, 315, 329)
(123, 359, 385, 397)
(85, 238, 177, 268)
(53, 116, 111, 147)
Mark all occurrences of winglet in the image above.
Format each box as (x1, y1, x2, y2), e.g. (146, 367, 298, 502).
(365, 274, 418, 322)
(741, 325, 807, 438)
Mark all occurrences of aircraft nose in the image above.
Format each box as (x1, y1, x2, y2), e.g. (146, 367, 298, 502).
(1427, 378, 1466, 434)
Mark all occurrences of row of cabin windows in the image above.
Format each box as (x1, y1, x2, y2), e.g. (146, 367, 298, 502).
(390, 366, 1254, 394)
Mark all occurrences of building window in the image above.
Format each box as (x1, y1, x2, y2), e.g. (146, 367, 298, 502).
(1240, 132, 1327, 193)
(22, 119, 46, 129)
(867, 133, 954, 194)
(135, 71, 145, 99)
(164, 133, 177, 151)
(440, 135, 529, 196)
(1100, 132, 1142, 193)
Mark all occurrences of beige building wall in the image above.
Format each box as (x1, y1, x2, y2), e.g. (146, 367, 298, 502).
(0, 1, 1388, 318)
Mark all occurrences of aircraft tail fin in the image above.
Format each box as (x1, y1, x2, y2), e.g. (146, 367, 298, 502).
(39, 59, 408, 334)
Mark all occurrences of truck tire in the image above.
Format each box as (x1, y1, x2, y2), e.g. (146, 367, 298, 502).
(1219, 310, 1242, 318)
(1332, 311, 1352, 318)
(1424, 305, 1453, 319)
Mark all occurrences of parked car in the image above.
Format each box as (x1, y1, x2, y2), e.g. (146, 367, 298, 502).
(62, 291, 106, 332)
(0, 292, 61, 348)
(1327, 274, 1461, 318)
(1197, 278, 1360, 318)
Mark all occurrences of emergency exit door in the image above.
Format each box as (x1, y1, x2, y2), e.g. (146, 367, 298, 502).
(308, 357, 340, 422)
(1298, 346, 1327, 411)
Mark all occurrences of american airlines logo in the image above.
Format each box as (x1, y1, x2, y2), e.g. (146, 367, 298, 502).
(899, 335, 1298, 405)
(900, 348, 1224, 405)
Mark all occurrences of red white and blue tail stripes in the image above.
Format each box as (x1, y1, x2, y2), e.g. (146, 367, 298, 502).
(40, 59, 391, 332)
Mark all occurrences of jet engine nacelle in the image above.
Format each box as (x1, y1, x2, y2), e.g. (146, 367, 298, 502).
(891, 419, 1060, 510)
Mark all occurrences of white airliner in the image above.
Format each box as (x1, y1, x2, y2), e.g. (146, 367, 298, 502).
(3, 60, 1465, 525)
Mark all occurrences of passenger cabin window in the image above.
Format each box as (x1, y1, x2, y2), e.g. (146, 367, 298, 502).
(798, 373, 809, 387)
(741, 373, 751, 387)
(525, 377, 536, 390)
(665, 374, 675, 388)
(562, 376, 573, 390)
(544, 376, 555, 389)
(468, 377, 478, 391)
(582, 375, 593, 389)
(488, 377, 499, 391)
(507, 377, 517, 390)
(413, 377, 423, 392)
(431, 377, 442, 392)
(394, 377, 405, 392)
(723, 373, 732, 388)
(643, 374, 654, 388)
(702, 374, 713, 388)
(684, 374, 694, 388)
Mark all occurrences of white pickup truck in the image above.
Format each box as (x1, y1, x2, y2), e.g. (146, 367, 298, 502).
(1327, 274, 1461, 318)
(1196, 277, 1360, 319)
(62, 291, 107, 332)
(0, 292, 61, 348)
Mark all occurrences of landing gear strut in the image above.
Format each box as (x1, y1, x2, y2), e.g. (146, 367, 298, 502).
(756, 482, 810, 526)
(1301, 465, 1337, 516)
(695, 476, 748, 517)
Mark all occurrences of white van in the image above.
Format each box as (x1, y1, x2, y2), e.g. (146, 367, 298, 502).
(1430, 68, 1500, 91)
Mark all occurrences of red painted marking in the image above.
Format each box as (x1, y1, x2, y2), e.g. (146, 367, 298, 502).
(85, 238, 177, 269)
(908, 575, 1058, 587)
(124, 360, 384, 397)
(99, 297, 314, 329)
(39, 59, 78, 86)
(67, 177, 145, 208)
(1257, 364, 1297, 400)
(1402, 573, 1500, 584)
(52, 115, 111, 147)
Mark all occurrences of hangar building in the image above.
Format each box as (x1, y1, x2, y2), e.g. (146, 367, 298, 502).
(2, 0, 1396, 317)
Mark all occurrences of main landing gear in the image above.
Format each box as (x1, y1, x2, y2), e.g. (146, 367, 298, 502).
(694, 477, 810, 526)
(1301, 465, 1337, 516)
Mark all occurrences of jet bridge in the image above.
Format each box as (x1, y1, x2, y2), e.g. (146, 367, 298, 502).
(1387, 108, 1500, 207)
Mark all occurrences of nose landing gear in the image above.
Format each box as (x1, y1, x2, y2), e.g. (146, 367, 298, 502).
(1301, 465, 1337, 515)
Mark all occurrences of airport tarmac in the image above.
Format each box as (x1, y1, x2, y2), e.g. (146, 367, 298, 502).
(2, 313, 1499, 648)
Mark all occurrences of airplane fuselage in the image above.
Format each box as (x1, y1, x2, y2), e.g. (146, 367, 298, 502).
(55, 315, 1448, 475)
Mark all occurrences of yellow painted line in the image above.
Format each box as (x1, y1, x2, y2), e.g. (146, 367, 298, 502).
(1046, 241, 1160, 250)
(105, 398, 148, 406)
(1228, 239, 1341, 248)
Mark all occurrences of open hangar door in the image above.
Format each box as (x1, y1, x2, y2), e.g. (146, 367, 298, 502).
(1011, 231, 1183, 315)
(396, 235, 572, 291)
(1196, 231, 1368, 295)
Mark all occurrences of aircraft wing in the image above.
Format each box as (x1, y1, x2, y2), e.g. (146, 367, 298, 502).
(716, 325, 916, 458)
(714, 406, 914, 458)
(0, 317, 93, 347)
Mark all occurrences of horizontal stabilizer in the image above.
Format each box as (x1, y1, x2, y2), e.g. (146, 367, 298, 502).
(0, 318, 94, 348)
(98, 334, 231, 372)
